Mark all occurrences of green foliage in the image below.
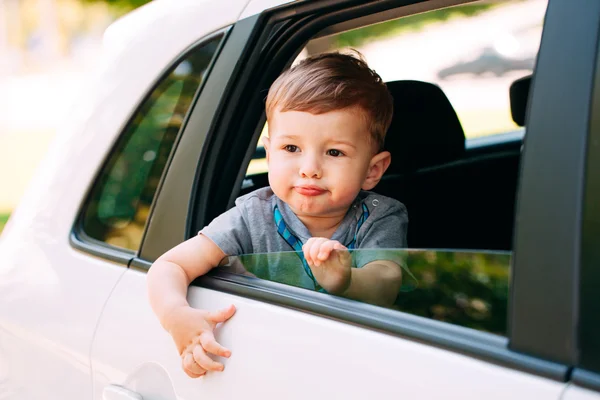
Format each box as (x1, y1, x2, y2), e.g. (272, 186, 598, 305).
(336, 4, 497, 48)
(0, 213, 9, 234)
(396, 251, 510, 335)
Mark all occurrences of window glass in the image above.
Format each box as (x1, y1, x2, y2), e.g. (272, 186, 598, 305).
(246, 0, 546, 176)
(221, 249, 511, 335)
(81, 36, 222, 251)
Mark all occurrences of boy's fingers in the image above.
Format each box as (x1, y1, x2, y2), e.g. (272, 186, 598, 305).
(183, 367, 205, 379)
(317, 241, 338, 261)
(333, 242, 347, 251)
(313, 239, 333, 263)
(332, 243, 350, 261)
(309, 238, 328, 265)
(200, 334, 231, 358)
(205, 304, 236, 323)
(182, 352, 207, 377)
(193, 345, 225, 372)
(302, 239, 317, 264)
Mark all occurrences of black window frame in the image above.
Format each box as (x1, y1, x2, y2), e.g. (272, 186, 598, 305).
(69, 28, 229, 264)
(134, 0, 597, 382)
(571, 7, 600, 392)
(507, 0, 600, 367)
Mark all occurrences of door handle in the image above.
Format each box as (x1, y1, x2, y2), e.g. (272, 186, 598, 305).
(103, 384, 143, 400)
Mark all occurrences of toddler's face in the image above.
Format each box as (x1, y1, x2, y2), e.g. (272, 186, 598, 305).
(264, 107, 387, 218)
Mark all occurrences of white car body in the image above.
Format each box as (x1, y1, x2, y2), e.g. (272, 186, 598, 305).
(0, 0, 598, 399)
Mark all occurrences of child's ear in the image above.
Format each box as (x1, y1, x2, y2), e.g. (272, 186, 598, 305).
(262, 136, 271, 162)
(362, 151, 391, 190)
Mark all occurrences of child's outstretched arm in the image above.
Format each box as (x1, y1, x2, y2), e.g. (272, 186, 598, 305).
(303, 238, 402, 307)
(147, 234, 235, 378)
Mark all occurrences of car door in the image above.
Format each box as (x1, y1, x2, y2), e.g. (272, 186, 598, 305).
(0, 2, 252, 400)
(0, 0, 225, 397)
(89, 0, 598, 399)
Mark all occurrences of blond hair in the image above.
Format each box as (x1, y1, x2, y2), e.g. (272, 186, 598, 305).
(265, 51, 393, 151)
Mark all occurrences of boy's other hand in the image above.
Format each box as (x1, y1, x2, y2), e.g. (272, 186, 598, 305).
(303, 238, 352, 295)
(166, 304, 236, 378)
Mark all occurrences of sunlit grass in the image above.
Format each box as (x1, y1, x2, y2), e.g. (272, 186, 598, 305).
(0, 213, 10, 234)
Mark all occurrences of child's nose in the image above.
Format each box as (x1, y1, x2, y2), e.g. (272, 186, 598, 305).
(299, 156, 322, 179)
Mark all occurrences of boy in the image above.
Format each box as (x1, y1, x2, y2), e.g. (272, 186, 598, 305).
(147, 52, 408, 378)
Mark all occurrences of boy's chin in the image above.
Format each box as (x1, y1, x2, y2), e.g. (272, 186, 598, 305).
(288, 200, 351, 218)
(287, 200, 325, 216)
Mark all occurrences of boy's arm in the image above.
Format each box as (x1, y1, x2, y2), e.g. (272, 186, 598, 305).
(303, 239, 403, 307)
(342, 199, 408, 306)
(343, 260, 403, 306)
(147, 234, 227, 330)
(148, 235, 236, 379)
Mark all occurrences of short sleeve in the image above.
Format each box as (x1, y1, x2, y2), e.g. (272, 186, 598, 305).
(353, 200, 408, 268)
(199, 205, 253, 256)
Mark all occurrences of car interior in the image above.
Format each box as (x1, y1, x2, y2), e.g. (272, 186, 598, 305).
(239, 72, 531, 251)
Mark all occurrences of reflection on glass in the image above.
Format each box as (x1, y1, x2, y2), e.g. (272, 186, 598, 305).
(81, 36, 221, 250)
(221, 249, 510, 335)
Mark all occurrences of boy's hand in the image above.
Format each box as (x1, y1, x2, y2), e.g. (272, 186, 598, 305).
(165, 304, 236, 378)
(302, 238, 352, 295)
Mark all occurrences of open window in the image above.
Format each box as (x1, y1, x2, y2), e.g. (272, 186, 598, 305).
(179, 0, 548, 337)
(239, 0, 545, 253)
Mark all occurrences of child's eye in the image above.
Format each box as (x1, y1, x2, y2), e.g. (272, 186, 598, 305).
(327, 149, 344, 157)
(284, 145, 299, 152)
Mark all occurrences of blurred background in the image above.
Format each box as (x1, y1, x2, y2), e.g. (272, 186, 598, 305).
(0, 0, 545, 233)
(0, 0, 147, 232)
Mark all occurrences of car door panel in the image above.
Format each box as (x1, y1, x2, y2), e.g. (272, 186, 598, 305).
(0, 230, 128, 400)
(562, 385, 600, 400)
(91, 268, 566, 400)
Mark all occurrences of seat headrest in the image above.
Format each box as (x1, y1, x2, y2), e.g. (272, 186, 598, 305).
(384, 80, 465, 175)
(509, 75, 531, 127)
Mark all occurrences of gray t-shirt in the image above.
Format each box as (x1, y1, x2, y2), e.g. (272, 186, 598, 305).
(200, 187, 408, 290)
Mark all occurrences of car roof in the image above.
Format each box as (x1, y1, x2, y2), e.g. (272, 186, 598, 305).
(102, 0, 297, 64)
(103, 0, 249, 58)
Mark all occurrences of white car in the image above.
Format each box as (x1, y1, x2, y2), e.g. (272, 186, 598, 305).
(1, 0, 599, 399)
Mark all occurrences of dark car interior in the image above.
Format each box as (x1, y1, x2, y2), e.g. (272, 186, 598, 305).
(239, 74, 532, 251)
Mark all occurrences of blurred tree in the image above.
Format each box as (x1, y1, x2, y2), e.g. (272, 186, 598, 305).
(395, 251, 510, 335)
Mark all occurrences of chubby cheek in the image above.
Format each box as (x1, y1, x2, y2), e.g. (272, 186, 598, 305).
(267, 169, 285, 193)
(267, 156, 295, 195)
(329, 178, 363, 206)
(329, 161, 368, 191)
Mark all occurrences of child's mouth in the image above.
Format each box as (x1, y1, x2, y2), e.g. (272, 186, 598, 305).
(294, 186, 326, 196)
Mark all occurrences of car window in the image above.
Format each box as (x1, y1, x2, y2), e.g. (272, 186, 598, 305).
(223, 0, 550, 336)
(245, 0, 546, 177)
(221, 249, 511, 335)
(80, 36, 222, 251)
